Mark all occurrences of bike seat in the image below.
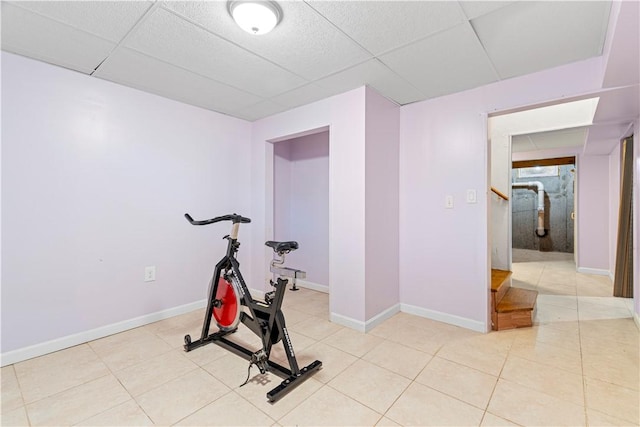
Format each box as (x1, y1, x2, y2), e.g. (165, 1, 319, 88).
(265, 241, 298, 254)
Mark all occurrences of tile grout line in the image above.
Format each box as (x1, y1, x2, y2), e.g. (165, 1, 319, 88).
(8, 364, 33, 427)
(577, 305, 590, 426)
(85, 340, 156, 426)
(376, 351, 436, 425)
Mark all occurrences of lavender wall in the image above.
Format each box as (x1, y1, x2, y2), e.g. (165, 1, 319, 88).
(400, 97, 489, 329)
(3, 0, 636, 363)
(576, 155, 611, 271)
(252, 88, 368, 324)
(273, 132, 329, 287)
(490, 128, 512, 271)
(609, 143, 621, 279)
(364, 88, 400, 319)
(400, 58, 605, 331)
(1, 52, 252, 356)
(273, 142, 292, 241)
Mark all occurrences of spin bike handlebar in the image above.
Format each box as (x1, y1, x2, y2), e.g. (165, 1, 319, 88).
(184, 213, 251, 226)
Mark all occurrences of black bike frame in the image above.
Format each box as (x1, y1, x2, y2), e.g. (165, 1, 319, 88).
(183, 214, 321, 402)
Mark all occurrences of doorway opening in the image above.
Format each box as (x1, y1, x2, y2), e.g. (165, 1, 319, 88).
(272, 129, 330, 294)
(489, 98, 635, 329)
(511, 156, 576, 255)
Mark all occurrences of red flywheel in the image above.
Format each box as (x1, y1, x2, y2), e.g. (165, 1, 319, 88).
(213, 277, 241, 331)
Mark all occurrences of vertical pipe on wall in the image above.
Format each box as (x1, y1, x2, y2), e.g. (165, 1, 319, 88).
(512, 181, 546, 237)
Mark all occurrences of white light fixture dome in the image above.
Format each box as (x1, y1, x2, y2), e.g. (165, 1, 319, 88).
(228, 1, 282, 35)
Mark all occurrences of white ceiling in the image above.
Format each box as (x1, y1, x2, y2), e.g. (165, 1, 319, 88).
(512, 127, 590, 154)
(2, 0, 619, 124)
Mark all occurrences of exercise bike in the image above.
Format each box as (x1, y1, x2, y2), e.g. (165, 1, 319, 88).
(183, 213, 322, 403)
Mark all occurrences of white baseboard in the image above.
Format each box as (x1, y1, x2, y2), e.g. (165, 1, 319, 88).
(400, 303, 487, 333)
(364, 304, 401, 332)
(332, 304, 485, 333)
(296, 279, 329, 294)
(609, 271, 615, 281)
(330, 304, 401, 333)
(577, 267, 611, 276)
(1, 300, 206, 367)
(330, 312, 366, 332)
(634, 311, 640, 331)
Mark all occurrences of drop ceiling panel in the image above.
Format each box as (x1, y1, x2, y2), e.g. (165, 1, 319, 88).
(511, 136, 536, 153)
(6, 0, 153, 43)
(379, 23, 499, 99)
(528, 127, 588, 150)
(233, 100, 289, 122)
(458, 1, 515, 20)
(125, 8, 306, 98)
(1, 2, 116, 74)
(94, 48, 261, 114)
(2, 0, 631, 123)
(270, 82, 336, 109)
(512, 127, 588, 153)
(472, 1, 611, 79)
(314, 59, 423, 105)
(305, 1, 465, 55)
(163, 1, 371, 80)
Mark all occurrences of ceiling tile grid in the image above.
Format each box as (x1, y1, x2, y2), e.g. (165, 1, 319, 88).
(232, 99, 290, 121)
(7, 0, 153, 43)
(511, 136, 536, 153)
(379, 22, 500, 99)
(313, 59, 425, 105)
(0, 0, 623, 127)
(270, 81, 335, 109)
(458, 1, 515, 20)
(1, 2, 116, 74)
(511, 127, 589, 153)
(305, 0, 466, 55)
(471, 1, 612, 79)
(94, 47, 262, 114)
(124, 7, 307, 98)
(163, 0, 372, 81)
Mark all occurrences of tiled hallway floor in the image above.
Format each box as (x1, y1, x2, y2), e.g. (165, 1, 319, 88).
(2, 250, 639, 426)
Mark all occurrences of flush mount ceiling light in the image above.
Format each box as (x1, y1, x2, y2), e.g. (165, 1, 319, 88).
(228, 0, 282, 35)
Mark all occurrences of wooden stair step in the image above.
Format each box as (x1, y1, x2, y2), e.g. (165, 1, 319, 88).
(491, 269, 512, 308)
(494, 287, 538, 331)
(491, 269, 512, 292)
(496, 287, 538, 313)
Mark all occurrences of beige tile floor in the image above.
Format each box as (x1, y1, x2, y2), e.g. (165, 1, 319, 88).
(2, 249, 639, 426)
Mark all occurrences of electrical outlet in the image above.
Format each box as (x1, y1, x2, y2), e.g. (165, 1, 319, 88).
(144, 266, 156, 282)
(445, 195, 454, 209)
(466, 189, 477, 204)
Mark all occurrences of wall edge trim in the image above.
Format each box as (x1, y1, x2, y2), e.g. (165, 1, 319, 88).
(296, 279, 329, 294)
(365, 304, 401, 332)
(576, 267, 611, 276)
(330, 304, 401, 333)
(0, 300, 206, 367)
(330, 312, 365, 332)
(400, 303, 486, 332)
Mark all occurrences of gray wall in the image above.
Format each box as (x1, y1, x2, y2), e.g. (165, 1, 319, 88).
(512, 165, 575, 252)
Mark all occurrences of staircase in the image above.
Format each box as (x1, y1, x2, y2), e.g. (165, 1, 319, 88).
(491, 269, 538, 331)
